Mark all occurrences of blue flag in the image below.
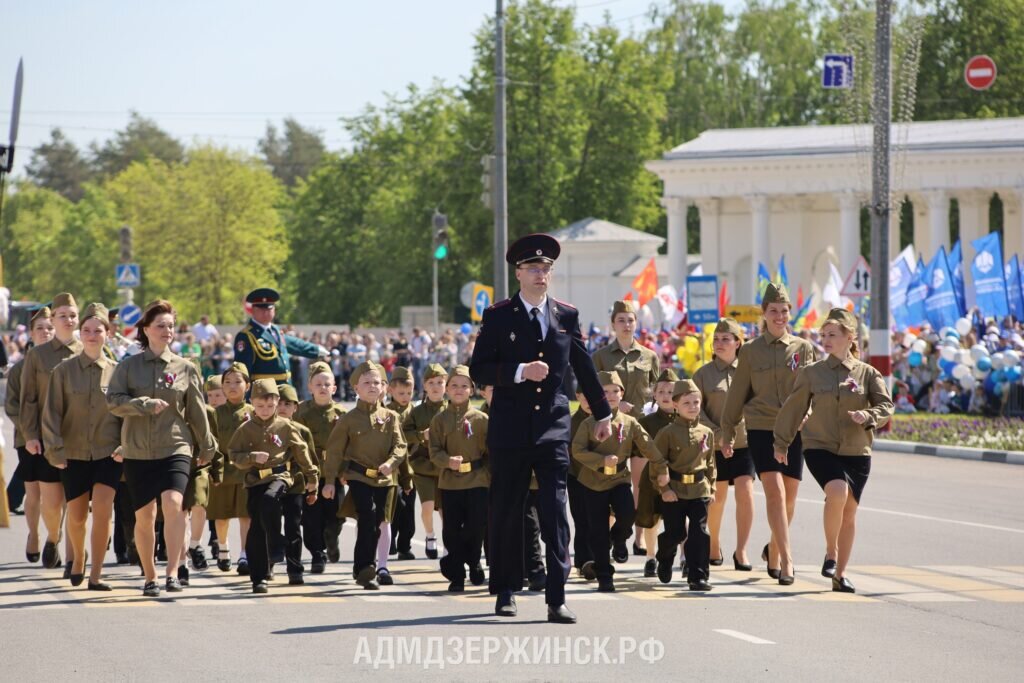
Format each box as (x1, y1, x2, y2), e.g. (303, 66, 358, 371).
(755, 262, 772, 304)
(776, 255, 789, 290)
(904, 257, 928, 327)
(889, 256, 914, 330)
(970, 232, 1009, 319)
(924, 246, 960, 330)
(949, 240, 966, 315)
(1006, 255, 1024, 322)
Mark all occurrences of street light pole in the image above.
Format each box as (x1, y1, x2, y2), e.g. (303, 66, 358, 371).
(869, 0, 892, 386)
(494, 0, 509, 301)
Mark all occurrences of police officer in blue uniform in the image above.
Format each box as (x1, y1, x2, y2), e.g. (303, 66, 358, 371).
(470, 234, 612, 624)
(234, 288, 327, 384)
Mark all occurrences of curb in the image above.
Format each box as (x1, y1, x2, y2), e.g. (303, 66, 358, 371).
(878, 439, 1024, 466)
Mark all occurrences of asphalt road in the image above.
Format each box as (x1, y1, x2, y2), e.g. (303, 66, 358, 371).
(1, 413, 1023, 681)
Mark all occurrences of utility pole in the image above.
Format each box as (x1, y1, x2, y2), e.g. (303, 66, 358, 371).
(869, 0, 892, 386)
(432, 212, 449, 337)
(494, 0, 509, 301)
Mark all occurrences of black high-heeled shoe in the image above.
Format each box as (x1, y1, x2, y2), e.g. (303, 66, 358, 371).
(767, 567, 781, 580)
(733, 552, 752, 571)
(778, 574, 795, 586)
(632, 542, 646, 556)
(709, 547, 724, 566)
(69, 572, 85, 587)
(761, 543, 769, 562)
(821, 556, 837, 578)
(832, 576, 855, 593)
(26, 538, 41, 563)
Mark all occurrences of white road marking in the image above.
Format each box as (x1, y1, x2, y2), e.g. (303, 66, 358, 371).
(713, 629, 775, 645)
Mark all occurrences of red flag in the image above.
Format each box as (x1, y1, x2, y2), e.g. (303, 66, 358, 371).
(804, 309, 819, 326)
(631, 258, 659, 307)
(718, 281, 730, 317)
(623, 292, 633, 301)
(796, 285, 804, 310)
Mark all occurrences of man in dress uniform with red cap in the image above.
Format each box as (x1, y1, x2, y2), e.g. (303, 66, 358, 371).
(234, 288, 328, 384)
(469, 234, 612, 624)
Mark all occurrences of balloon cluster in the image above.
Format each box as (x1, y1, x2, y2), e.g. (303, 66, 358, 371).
(903, 317, 1022, 398)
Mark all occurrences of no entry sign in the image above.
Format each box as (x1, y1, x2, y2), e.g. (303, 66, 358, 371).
(964, 55, 997, 91)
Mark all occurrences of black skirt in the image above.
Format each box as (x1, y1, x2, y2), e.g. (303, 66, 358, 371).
(804, 450, 871, 503)
(747, 430, 804, 481)
(60, 457, 123, 501)
(16, 447, 62, 484)
(714, 448, 756, 485)
(123, 455, 192, 510)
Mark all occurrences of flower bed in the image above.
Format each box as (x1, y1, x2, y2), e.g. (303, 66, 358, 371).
(880, 414, 1024, 452)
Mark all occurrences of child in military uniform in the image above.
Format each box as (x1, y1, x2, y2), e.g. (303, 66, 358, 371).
(202, 375, 225, 560)
(205, 375, 226, 408)
(571, 371, 657, 592)
(567, 387, 592, 578)
(648, 380, 716, 591)
(276, 383, 318, 585)
(428, 366, 489, 592)
(386, 367, 417, 560)
(294, 362, 346, 572)
(324, 362, 408, 590)
(636, 368, 679, 577)
(207, 362, 254, 573)
(403, 363, 448, 559)
(229, 380, 318, 593)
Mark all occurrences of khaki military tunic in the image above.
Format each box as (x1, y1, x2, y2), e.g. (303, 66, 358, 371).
(649, 417, 716, 500)
(214, 401, 255, 484)
(572, 409, 656, 492)
(428, 402, 490, 490)
(569, 407, 592, 478)
(325, 399, 407, 487)
(387, 400, 414, 490)
(403, 398, 446, 477)
(228, 414, 319, 490)
(591, 339, 660, 418)
(293, 399, 346, 474)
(4, 359, 26, 448)
(693, 357, 748, 450)
(721, 330, 816, 444)
(635, 408, 675, 527)
(204, 404, 224, 485)
(41, 353, 121, 467)
(106, 347, 215, 461)
(775, 355, 894, 456)
(19, 336, 83, 443)
(288, 421, 318, 494)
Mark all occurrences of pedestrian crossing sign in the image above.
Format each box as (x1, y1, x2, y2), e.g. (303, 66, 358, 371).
(115, 263, 141, 288)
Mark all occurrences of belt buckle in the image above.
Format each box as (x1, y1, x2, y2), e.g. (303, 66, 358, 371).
(458, 463, 472, 474)
(602, 466, 617, 476)
(365, 468, 379, 478)
(682, 474, 695, 484)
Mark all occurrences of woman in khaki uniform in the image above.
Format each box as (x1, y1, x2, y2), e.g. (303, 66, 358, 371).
(20, 293, 83, 572)
(721, 283, 816, 584)
(693, 318, 755, 571)
(428, 366, 490, 592)
(41, 303, 122, 589)
(107, 300, 216, 597)
(324, 361, 408, 590)
(592, 300, 660, 555)
(5, 306, 56, 562)
(774, 309, 893, 593)
(571, 371, 658, 593)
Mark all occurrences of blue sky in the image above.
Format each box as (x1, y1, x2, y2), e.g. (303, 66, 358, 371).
(0, 0, 743, 176)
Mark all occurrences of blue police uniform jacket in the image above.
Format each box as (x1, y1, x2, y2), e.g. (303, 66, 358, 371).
(233, 319, 321, 383)
(469, 293, 611, 450)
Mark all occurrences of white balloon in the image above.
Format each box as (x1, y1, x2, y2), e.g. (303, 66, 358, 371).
(955, 317, 972, 337)
(902, 333, 918, 348)
(992, 352, 1006, 370)
(970, 344, 989, 362)
(942, 337, 960, 349)
(952, 364, 970, 380)
(959, 374, 977, 391)
(956, 350, 973, 366)
(912, 339, 928, 354)
(939, 326, 954, 339)
(1004, 350, 1021, 367)
(940, 346, 957, 362)
(973, 366, 989, 380)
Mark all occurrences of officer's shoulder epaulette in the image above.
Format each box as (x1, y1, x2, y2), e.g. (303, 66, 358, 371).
(487, 298, 514, 312)
(552, 298, 577, 312)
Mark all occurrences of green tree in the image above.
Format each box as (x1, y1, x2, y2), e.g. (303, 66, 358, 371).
(90, 112, 185, 179)
(105, 146, 287, 323)
(259, 118, 328, 188)
(24, 128, 95, 202)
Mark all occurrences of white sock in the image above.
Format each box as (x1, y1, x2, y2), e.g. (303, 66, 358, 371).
(377, 523, 391, 569)
(239, 551, 247, 561)
(189, 540, 200, 550)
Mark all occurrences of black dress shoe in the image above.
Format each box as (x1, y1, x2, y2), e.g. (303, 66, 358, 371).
(425, 537, 438, 560)
(69, 572, 85, 587)
(87, 580, 113, 591)
(527, 574, 546, 592)
(821, 557, 837, 578)
(495, 591, 516, 617)
(311, 554, 326, 574)
(547, 604, 577, 624)
(580, 561, 596, 582)
(376, 568, 394, 586)
(469, 563, 486, 586)
(217, 558, 231, 572)
(42, 541, 60, 569)
(397, 550, 415, 561)
(643, 559, 657, 577)
(236, 558, 250, 576)
(709, 547, 724, 566)
(632, 542, 646, 556)
(688, 579, 712, 591)
(612, 542, 629, 564)
(252, 581, 269, 594)
(448, 580, 465, 593)
(288, 574, 305, 586)
(355, 566, 380, 590)
(657, 559, 673, 584)
(733, 552, 752, 572)
(165, 577, 183, 592)
(327, 546, 341, 563)
(832, 576, 855, 593)
(597, 577, 615, 592)
(177, 565, 190, 586)
(142, 580, 160, 597)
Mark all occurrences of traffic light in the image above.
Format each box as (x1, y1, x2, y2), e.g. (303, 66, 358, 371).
(119, 225, 133, 262)
(480, 154, 495, 209)
(432, 212, 449, 260)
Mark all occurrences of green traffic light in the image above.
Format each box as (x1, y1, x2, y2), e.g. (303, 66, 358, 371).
(434, 244, 449, 260)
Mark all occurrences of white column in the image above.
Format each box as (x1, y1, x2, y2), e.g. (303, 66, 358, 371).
(923, 189, 950, 258)
(695, 198, 721, 279)
(1005, 189, 1024, 260)
(957, 190, 992, 310)
(746, 194, 770, 302)
(838, 192, 861, 276)
(662, 196, 689, 290)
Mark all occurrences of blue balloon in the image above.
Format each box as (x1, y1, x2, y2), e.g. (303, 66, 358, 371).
(945, 330, 961, 340)
(976, 356, 993, 372)
(460, 322, 472, 335)
(908, 351, 923, 367)
(1006, 366, 1022, 383)
(992, 369, 1007, 384)
(939, 359, 957, 378)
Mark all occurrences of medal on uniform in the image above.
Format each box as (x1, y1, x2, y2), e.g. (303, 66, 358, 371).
(375, 413, 390, 425)
(269, 433, 283, 447)
(510, 332, 516, 342)
(241, 412, 251, 422)
(162, 372, 177, 387)
(464, 419, 473, 438)
(841, 377, 862, 394)
(789, 353, 800, 372)
(700, 433, 710, 452)
(616, 423, 625, 444)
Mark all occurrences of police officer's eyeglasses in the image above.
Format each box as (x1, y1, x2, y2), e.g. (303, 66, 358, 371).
(520, 266, 553, 276)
